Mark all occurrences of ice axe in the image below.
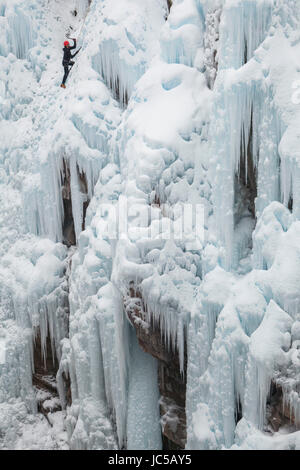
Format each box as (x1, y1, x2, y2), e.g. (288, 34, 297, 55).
(72, 47, 82, 59)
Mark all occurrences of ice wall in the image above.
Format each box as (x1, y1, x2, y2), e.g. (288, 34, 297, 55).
(160, 0, 205, 67)
(88, 0, 166, 106)
(23, 79, 121, 244)
(112, 0, 212, 373)
(187, 0, 300, 450)
(61, 166, 128, 449)
(0, 0, 34, 59)
(0, 0, 117, 449)
(1, 0, 300, 451)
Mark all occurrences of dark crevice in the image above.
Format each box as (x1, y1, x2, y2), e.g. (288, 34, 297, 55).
(288, 195, 293, 213)
(77, 164, 90, 231)
(33, 331, 59, 377)
(164, 1, 173, 20)
(239, 111, 257, 219)
(61, 159, 90, 246)
(235, 397, 243, 425)
(266, 382, 297, 432)
(125, 283, 187, 449)
(61, 159, 76, 247)
(61, 371, 72, 408)
(234, 111, 257, 245)
(165, 0, 173, 18)
(33, 331, 61, 424)
(109, 76, 128, 107)
(162, 434, 183, 450)
(243, 37, 248, 65)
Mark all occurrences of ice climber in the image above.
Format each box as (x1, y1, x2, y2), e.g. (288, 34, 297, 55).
(60, 38, 80, 88)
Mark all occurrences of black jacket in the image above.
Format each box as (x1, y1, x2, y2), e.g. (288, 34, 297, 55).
(62, 39, 77, 65)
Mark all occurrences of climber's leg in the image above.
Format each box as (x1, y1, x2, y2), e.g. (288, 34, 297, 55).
(61, 64, 69, 86)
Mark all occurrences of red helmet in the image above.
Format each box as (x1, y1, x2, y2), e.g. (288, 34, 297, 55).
(64, 40, 70, 46)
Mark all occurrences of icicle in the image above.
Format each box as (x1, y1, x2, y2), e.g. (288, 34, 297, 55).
(218, 0, 273, 70)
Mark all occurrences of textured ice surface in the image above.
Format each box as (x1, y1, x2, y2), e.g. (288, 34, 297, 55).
(1, 0, 300, 451)
(126, 333, 162, 450)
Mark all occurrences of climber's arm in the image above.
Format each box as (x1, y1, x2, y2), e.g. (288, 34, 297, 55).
(71, 47, 81, 59)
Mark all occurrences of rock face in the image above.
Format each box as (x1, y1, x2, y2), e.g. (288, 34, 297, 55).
(167, 0, 172, 12)
(125, 285, 186, 449)
(61, 159, 76, 247)
(61, 159, 90, 247)
(33, 331, 61, 423)
(267, 382, 298, 433)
